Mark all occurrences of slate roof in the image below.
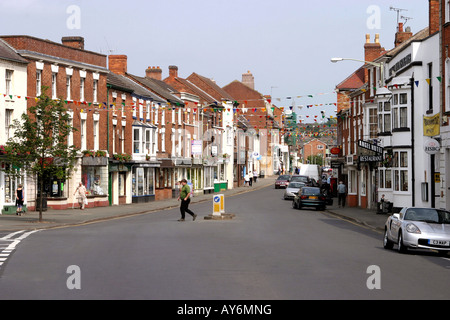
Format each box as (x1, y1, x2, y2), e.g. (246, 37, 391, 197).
(0, 38, 28, 64)
(107, 72, 165, 104)
(127, 74, 184, 105)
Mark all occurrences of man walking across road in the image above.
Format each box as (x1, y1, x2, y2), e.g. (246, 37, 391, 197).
(177, 179, 197, 222)
(337, 180, 347, 208)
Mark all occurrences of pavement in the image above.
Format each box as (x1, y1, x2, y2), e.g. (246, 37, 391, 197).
(0, 176, 389, 233)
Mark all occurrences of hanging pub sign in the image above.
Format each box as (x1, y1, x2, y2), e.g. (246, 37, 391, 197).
(423, 113, 440, 137)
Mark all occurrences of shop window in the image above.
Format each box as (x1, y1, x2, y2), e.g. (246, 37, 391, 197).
(82, 167, 107, 196)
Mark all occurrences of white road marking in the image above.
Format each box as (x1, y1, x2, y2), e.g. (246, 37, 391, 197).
(0, 230, 41, 271)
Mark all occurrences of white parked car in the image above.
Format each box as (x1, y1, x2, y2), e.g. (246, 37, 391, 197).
(283, 182, 305, 200)
(383, 207, 450, 255)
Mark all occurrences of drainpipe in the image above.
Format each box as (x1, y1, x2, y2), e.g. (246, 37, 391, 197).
(410, 75, 415, 206)
(107, 84, 111, 154)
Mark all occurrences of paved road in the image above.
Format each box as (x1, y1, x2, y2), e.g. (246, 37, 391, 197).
(0, 185, 449, 300)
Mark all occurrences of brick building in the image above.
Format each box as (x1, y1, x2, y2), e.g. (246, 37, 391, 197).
(163, 66, 224, 194)
(106, 55, 166, 205)
(1, 35, 109, 210)
(127, 66, 191, 200)
(223, 72, 283, 181)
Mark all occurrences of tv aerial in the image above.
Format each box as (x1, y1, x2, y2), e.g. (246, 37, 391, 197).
(390, 6, 408, 31)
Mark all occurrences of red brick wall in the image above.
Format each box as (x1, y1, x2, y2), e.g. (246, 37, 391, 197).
(429, 0, 440, 35)
(1, 35, 106, 67)
(303, 139, 327, 162)
(6, 35, 109, 152)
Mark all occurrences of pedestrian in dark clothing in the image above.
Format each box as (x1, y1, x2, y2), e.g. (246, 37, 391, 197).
(177, 179, 197, 221)
(15, 184, 24, 215)
(337, 181, 347, 208)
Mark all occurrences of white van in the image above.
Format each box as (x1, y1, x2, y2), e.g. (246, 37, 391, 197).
(299, 164, 320, 181)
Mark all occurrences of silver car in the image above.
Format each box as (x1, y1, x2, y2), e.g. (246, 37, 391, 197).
(283, 182, 305, 200)
(383, 207, 450, 255)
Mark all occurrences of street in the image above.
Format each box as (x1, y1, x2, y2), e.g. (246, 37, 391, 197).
(0, 184, 449, 300)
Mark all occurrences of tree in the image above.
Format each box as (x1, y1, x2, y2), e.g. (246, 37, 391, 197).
(2, 88, 78, 222)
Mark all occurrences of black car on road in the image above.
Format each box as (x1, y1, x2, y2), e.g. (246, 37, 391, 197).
(292, 186, 326, 211)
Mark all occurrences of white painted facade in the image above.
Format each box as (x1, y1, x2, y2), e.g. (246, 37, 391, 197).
(376, 31, 440, 210)
(0, 47, 28, 213)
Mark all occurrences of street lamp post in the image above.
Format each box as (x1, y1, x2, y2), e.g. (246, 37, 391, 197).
(331, 57, 384, 87)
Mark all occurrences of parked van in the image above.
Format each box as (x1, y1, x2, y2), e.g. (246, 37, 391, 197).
(299, 164, 320, 182)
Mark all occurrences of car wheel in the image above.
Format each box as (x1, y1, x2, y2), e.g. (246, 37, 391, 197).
(292, 200, 297, 209)
(383, 228, 394, 250)
(397, 231, 408, 253)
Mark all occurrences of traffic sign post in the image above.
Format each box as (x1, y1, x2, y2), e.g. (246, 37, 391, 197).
(205, 194, 235, 220)
(213, 194, 224, 216)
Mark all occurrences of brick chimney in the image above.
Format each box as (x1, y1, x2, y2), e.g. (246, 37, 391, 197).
(242, 70, 254, 90)
(61, 36, 84, 50)
(146, 66, 162, 80)
(394, 23, 413, 47)
(168, 65, 178, 79)
(429, 0, 440, 35)
(364, 34, 384, 63)
(108, 55, 127, 75)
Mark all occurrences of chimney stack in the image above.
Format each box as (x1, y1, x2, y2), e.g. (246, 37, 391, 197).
(61, 36, 84, 50)
(168, 65, 178, 79)
(146, 66, 162, 80)
(394, 23, 413, 47)
(242, 70, 254, 90)
(108, 55, 128, 75)
(429, 0, 440, 35)
(364, 34, 384, 63)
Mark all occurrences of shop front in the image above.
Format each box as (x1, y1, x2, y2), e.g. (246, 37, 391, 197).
(0, 162, 26, 214)
(132, 162, 158, 203)
(81, 156, 109, 208)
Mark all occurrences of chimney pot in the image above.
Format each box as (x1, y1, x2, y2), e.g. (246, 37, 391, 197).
(146, 65, 162, 81)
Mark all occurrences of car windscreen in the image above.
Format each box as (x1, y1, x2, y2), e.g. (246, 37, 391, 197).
(404, 208, 447, 223)
(277, 175, 290, 180)
(302, 188, 321, 196)
(291, 176, 308, 182)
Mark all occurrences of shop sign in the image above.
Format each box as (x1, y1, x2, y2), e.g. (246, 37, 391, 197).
(424, 138, 440, 155)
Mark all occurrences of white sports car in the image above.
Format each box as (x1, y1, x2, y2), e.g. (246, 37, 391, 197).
(383, 207, 450, 255)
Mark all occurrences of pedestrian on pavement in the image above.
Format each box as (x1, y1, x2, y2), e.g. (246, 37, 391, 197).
(177, 179, 197, 222)
(253, 170, 258, 183)
(15, 184, 24, 215)
(244, 173, 250, 186)
(248, 173, 253, 187)
(74, 182, 87, 210)
(337, 180, 347, 208)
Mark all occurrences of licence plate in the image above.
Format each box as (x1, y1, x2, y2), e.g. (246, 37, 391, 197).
(309, 196, 318, 200)
(428, 239, 450, 246)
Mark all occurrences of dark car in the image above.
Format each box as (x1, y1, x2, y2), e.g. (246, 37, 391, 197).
(290, 175, 314, 186)
(275, 175, 291, 189)
(292, 186, 326, 211)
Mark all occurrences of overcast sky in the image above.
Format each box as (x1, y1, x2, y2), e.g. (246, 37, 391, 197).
(0, 0, 429, 122)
